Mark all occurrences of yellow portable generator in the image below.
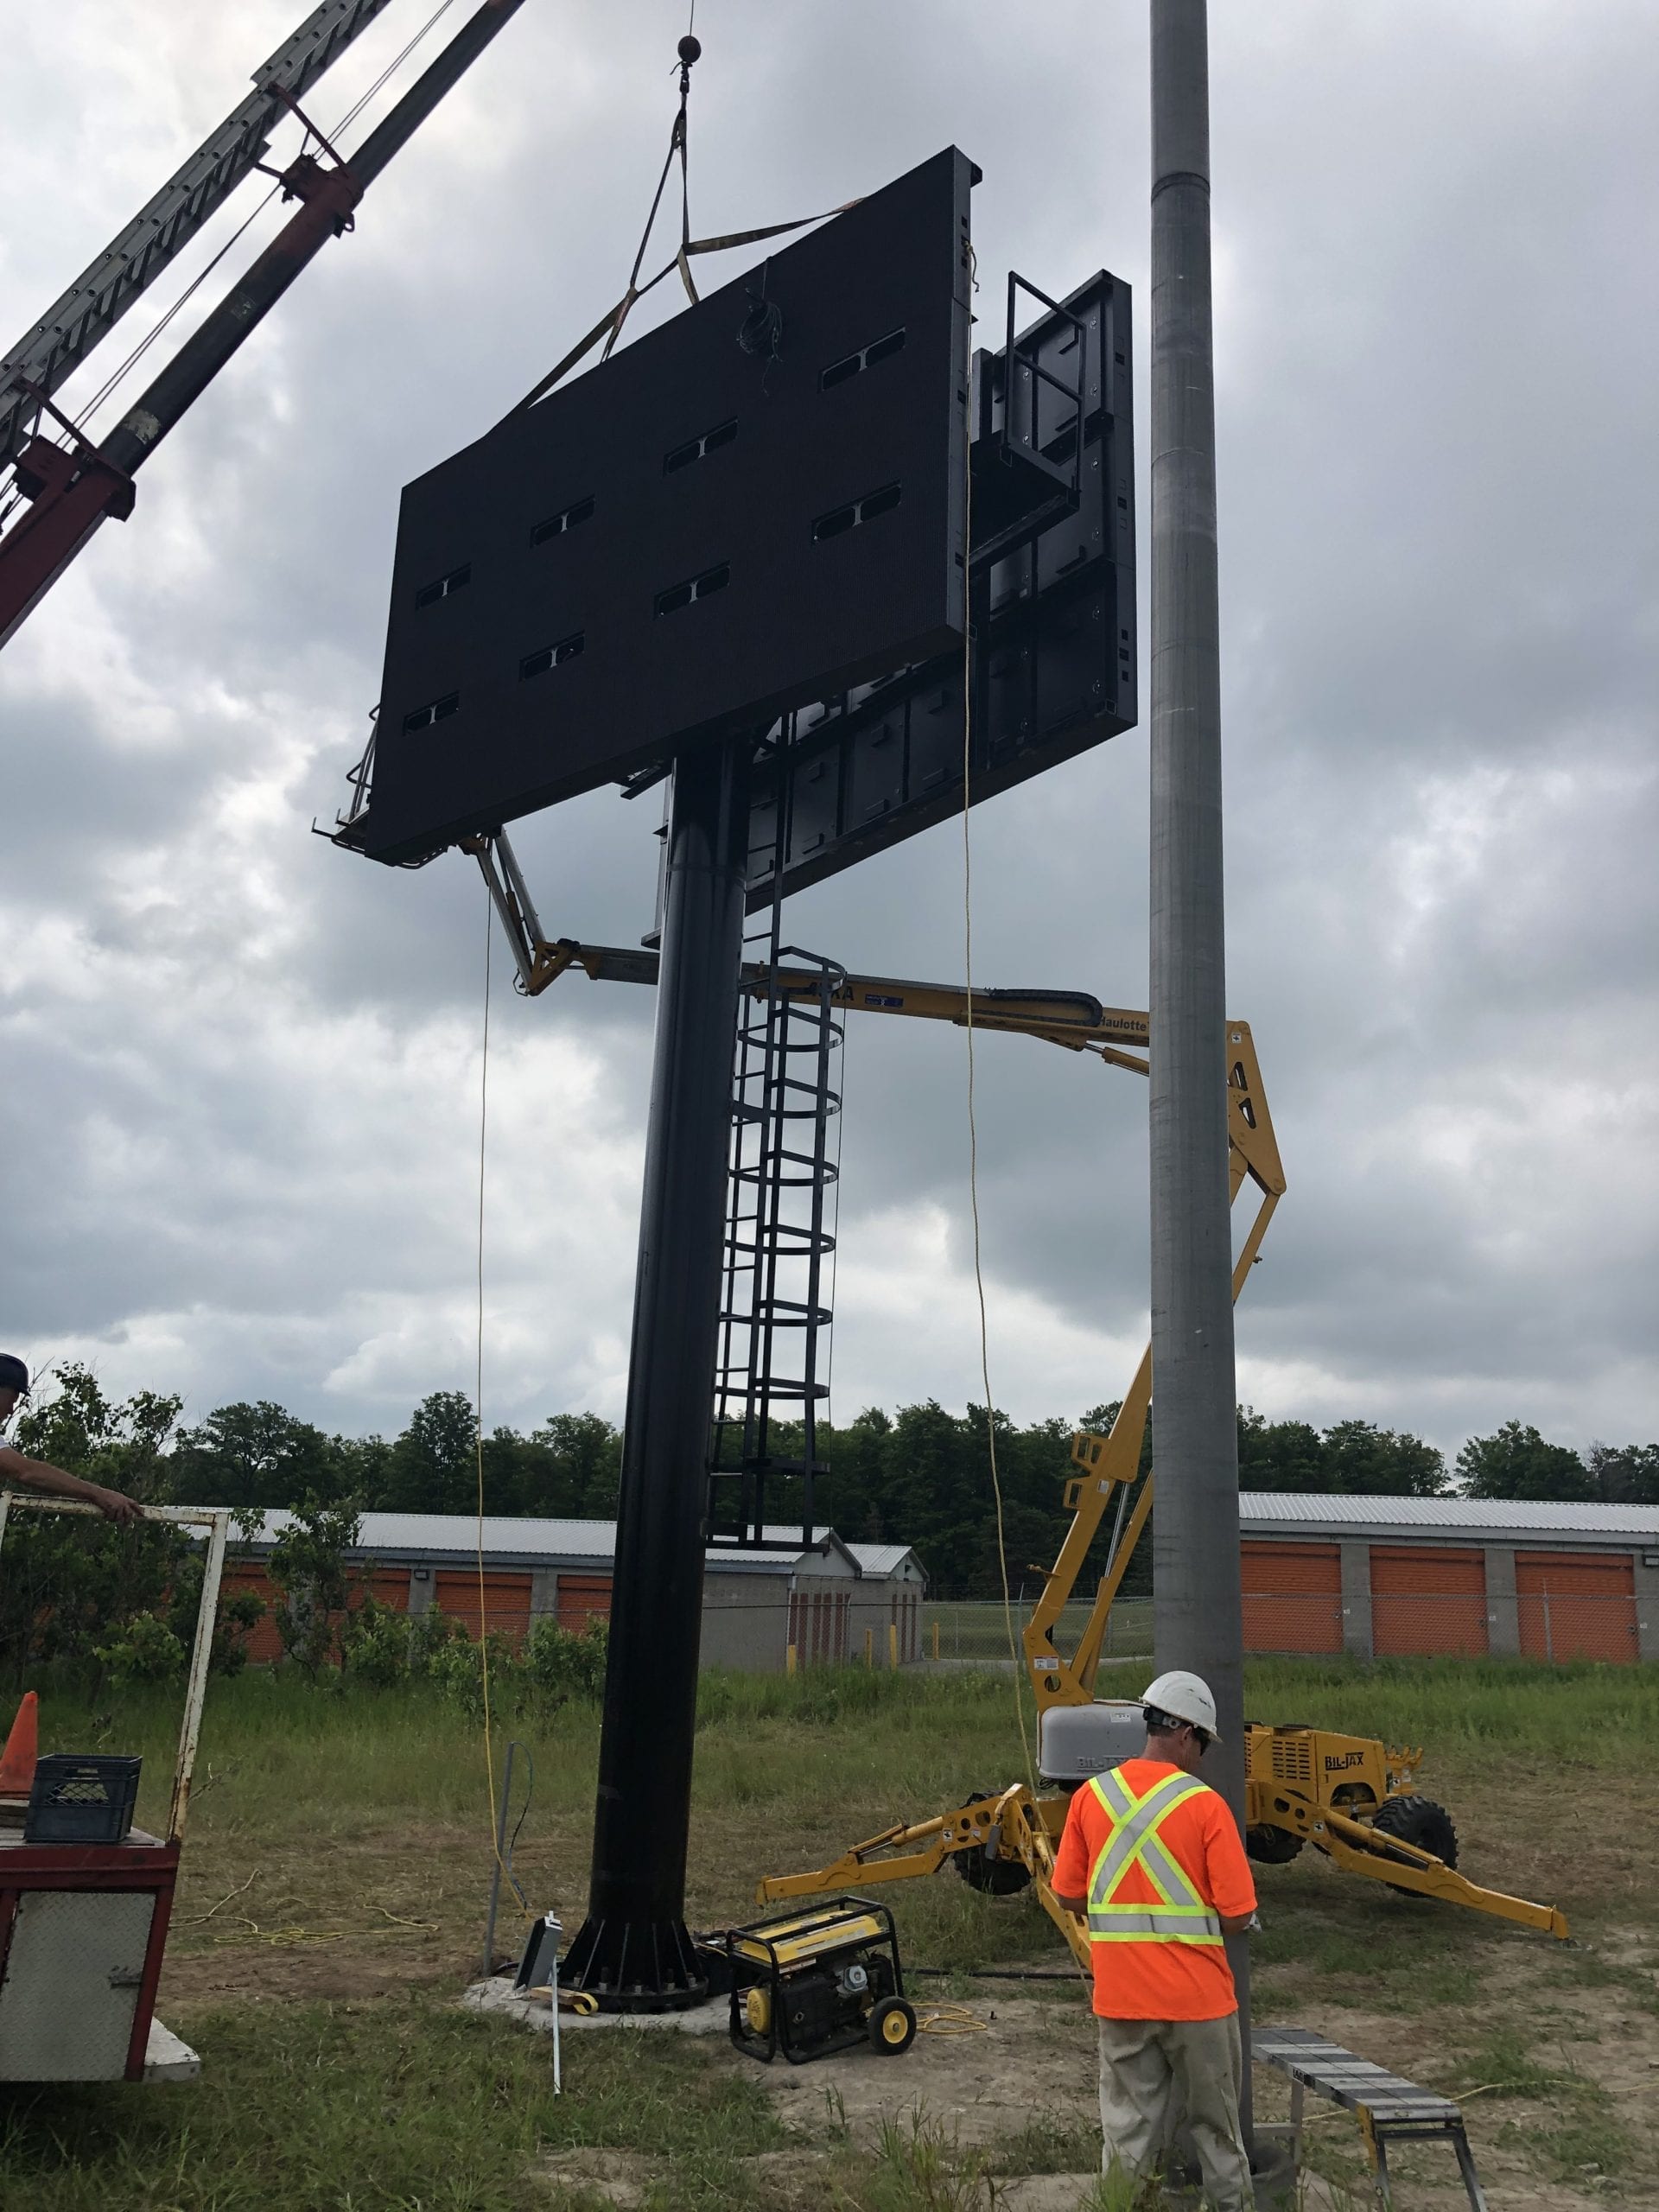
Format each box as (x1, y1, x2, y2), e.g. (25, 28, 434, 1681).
(725, 1895, 917, 2064)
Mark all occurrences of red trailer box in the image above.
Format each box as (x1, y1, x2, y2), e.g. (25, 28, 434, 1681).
(0, 1496, 228, 2083)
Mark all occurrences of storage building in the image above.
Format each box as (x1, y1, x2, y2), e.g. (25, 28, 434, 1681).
(230, 1514, 927, 1672)
(1239, 1494, 1659, 1664)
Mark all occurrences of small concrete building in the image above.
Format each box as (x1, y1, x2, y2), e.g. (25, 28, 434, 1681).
(1238, 1493, 1659, 1664)
(232, 1513, 927, 1672)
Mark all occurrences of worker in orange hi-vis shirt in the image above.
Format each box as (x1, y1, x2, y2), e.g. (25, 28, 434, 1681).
(1052, 1670, 1259, 2212)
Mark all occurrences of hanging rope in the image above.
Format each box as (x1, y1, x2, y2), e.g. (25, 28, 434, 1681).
(474, 887, 500, 1850)
(500, 28, 860, 420)
(957, 248, 1039, 1806)
(472, 888, 531, 1924)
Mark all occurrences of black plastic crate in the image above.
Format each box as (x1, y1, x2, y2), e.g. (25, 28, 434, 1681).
(23, 1753, 143, 1845)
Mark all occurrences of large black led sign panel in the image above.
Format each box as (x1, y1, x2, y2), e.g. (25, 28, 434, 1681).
(359, 148, 975, 864)
(745, 268, 1135, 905)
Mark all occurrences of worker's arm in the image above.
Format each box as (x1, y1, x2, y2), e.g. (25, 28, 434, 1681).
(1202, 1800, 1258, 1934)
(1049, 1789, 1094, 1921)
(0, 1443, 143, 1525)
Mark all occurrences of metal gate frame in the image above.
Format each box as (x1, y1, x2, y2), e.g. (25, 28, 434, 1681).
(0, 1494, 228, 1844)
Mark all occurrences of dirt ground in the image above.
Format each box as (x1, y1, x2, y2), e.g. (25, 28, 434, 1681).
(153, 1805, 1659, 2210)
(475, 1949, 1659, 2211)
(135, 1676, 1659, 2211)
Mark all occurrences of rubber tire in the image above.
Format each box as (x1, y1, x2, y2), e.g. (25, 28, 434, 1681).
(868, 1994, 918, 2056)
(1244, 1822, 1305, 1866)
(950, 1791, 1033, 1896)
(1369, 1793, 1459, 1895)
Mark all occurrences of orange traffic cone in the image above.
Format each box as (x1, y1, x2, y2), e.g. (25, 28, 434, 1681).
(0, 1691, 39, 1796)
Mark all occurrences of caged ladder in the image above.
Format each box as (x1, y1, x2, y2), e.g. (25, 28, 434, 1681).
(706, 721, 845, 1554)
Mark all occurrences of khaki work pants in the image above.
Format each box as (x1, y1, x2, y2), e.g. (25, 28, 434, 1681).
(1096, 2011, 1252, 2211)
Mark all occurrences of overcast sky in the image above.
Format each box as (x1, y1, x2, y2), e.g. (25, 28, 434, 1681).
(3, 0, 1655, 1465)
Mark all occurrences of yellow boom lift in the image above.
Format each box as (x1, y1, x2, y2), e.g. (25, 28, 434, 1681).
(487, 857, 1568, 1964)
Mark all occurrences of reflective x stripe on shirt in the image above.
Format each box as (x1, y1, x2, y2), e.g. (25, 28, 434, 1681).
(1084, 1768, 1223, 1947)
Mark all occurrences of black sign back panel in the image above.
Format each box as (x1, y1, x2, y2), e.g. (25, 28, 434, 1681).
(746, 269, 1135, 904)
(361, 149, 976, 864)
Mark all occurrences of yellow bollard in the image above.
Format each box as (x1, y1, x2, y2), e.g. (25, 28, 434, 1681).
(865, 1628, 874, 1669)
(785, 1642, 797, 1677)
(888, 1621, 899, 1670)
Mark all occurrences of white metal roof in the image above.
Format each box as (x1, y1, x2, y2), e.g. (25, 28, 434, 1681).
(1239, 1493, 1658, 1541)
(245, 1511, 902, 1579)
(846, 1542, 925, 1579)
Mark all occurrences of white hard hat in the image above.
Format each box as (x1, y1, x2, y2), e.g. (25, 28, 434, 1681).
(1141, 1670, 1221, 1741)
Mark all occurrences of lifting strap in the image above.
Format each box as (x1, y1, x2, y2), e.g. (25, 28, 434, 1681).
(499, 32, 859, 423)
(1084, 1769, 1223, 1947)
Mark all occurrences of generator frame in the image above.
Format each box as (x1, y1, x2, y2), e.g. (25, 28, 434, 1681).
(725, 1894, 915, 2064)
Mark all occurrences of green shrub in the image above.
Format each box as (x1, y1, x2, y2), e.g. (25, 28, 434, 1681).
(205, 1586, 264, 1677)
(406, 1603, 468, 1679)
(337, 1594, 416, 1689)
(427, 1628, 527, 1717)
(524, 1616, 607, 1706)
(92, 1610, 185, 1688)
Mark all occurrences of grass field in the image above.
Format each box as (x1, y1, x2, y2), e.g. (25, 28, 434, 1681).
(924, 1599, 1154, 1666)
(3, 1657, 1657, 2209)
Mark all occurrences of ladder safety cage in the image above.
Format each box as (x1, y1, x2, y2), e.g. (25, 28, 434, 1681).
(708, 719, 845, 1552)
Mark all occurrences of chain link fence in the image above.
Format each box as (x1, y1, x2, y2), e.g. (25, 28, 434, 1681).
(923, 1595, 1154, 1668)
(218, 1573, 1651, 1675)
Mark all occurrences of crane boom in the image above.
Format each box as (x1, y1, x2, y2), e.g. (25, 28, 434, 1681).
(0, 0, 399, 474)
(0, 0, 530, 651)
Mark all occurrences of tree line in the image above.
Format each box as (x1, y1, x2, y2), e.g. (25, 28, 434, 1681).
(7, 1364, 1653, 1600)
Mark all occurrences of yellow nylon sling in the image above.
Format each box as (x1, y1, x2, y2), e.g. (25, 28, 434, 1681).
(1084, 1768, 1224, 1946)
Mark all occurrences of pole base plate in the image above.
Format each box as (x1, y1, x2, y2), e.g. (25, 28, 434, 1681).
(560, 1914, 709, 2013)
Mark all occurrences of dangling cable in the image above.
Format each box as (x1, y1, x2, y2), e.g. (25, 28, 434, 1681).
(474, 887, 524, 1913)
(958, 247, 1038, 1801)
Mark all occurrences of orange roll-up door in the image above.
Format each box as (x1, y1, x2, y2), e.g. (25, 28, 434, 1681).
(1240, 1542, 1342, 1654)
(556, 1576, 613, 1632)
(220, 1564, 286, 1664)
(435, 1569, 532, 1644)
(366, 1570, 409, 1611)
(1517, 1552, 1637, 1664)
(1371, 1546, 1487, 1656)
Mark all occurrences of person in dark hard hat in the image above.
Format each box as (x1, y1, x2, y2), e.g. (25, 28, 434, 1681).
(0, 1356, 143, 1524)
(1052, 1669, 1258, 2211)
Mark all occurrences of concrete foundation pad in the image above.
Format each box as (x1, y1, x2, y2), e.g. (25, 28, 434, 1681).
(461, 1974, 730, 2035)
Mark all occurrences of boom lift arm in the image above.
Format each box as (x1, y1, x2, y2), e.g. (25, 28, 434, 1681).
(472, 830, 1284, 1710)
(480, 836, 1567, 1946)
